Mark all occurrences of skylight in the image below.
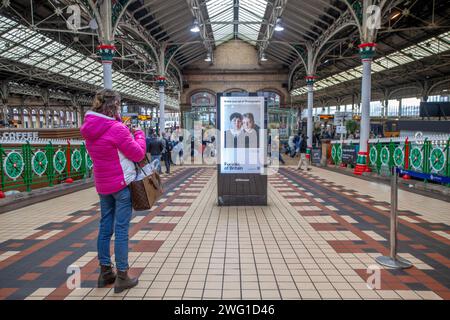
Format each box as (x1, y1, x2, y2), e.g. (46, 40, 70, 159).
(0, 15, 179, 109)
(291, 31, 450, 97)
(205, 0, 268, 46)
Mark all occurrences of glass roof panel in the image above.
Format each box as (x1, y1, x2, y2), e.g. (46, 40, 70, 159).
(207, 0, 234, 44)
(26, 37, 52, 50)
(207, 0, 233, 18)
(342, 70, 360, 79)
(290, 31, 450, 97)
(386, 52, 414, 65)
(2, 46, 31, 59)
(371, 62, 386, 72)
(214, 25, 234, 39)
(328, 77, 340, 84)
(2, 28, 34, 43)
(239, 24, 260, 42)
(206, 0, 267, 46)
(373, 57, 396, 69)
(240, 0, 267, 18)
(18, 56, 43, 65)
(401, 45, 432, 59)
(0, 38, 9, 51)
(0, 15, 16, 30)
(40, 43, 66, 55)
(0, 14, 179, 108)
(436, 31, 450, 45)
(418, 36, 450, 54)
(332, 74, 349, 82)
(238, 0, 267, 43)
(64, 55, 85, 66)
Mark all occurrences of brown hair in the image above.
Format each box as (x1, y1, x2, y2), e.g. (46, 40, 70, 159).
(243, 113, 255, 125)
(91, 89, 121, 118)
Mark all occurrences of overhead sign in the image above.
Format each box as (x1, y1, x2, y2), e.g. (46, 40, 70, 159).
(334, 111, 352, 126)
(334, 111, 353, 118)
(0, 131, 39, 140)
(336, 126, 347, 134)
(319, 115, 334, 120)
(137, 115, 151, 121)
(122, 113, 138, 117)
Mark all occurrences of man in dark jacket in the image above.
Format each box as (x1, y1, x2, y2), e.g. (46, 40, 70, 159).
(161, 132, 171, 174)
(292, 134, 300, 157)
(146, 131, 164, 174)
(296, 134, 310, 171)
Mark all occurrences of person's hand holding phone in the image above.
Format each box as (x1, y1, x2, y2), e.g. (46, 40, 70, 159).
(131, 124, 142, 134)
(123, 119, 131, 128)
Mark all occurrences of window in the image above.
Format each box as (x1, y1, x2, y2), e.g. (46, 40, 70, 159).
(257, 91, 280, 108)
(191, 92, 216, 107)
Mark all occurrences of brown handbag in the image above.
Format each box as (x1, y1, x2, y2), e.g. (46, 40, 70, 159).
(130, 163, 163, 211)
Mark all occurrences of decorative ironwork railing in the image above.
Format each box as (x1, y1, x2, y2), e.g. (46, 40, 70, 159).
(0, 138, 93, 195)
(330, 135, 450, 184)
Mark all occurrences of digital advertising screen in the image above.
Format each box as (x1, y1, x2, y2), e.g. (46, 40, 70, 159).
(220, 96, 265, 174)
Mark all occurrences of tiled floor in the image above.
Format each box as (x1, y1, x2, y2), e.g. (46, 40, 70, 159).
(0, 165, 448, 300)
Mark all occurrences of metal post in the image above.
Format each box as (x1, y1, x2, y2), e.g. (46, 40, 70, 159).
(102, 63, 113, 89)
(98, 44, 116, 89)
(65, 140, 73, 183)
(376, 167, 413, 269)
(359, 58, 371, 155)
(390, 168, 398, 258)
(159, 82, 165, 135)
(0, 144, 4, 198)
(306, 84, 313, 161)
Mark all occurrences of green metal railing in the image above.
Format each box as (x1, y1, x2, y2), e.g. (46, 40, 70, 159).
(0, 140, 93, 194)
(331, 136, 450, 184)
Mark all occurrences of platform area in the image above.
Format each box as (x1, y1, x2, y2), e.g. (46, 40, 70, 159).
(0, 166, 449, 300)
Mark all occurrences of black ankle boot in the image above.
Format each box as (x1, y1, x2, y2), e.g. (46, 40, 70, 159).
(114, 269, 139, 293)
(98, 265, 116, 288)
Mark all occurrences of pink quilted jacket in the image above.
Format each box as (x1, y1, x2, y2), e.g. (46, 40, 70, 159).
(80, 111, 146, 195)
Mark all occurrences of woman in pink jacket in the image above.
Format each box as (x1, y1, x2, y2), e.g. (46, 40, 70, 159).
(80, 89, 146, 293)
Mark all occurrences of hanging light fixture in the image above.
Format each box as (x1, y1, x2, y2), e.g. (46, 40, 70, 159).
(390, 10, 401, 20)
(260, 52, 267, 62)
(190, 19, 200, 33)
(274, 18, 284, 31)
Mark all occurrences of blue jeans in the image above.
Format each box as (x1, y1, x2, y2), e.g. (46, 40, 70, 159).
(151, 154, 162, 174)
(98, 186, 132, 271)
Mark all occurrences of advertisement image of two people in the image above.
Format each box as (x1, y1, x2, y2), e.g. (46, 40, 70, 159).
(221, 96, 265, 174)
